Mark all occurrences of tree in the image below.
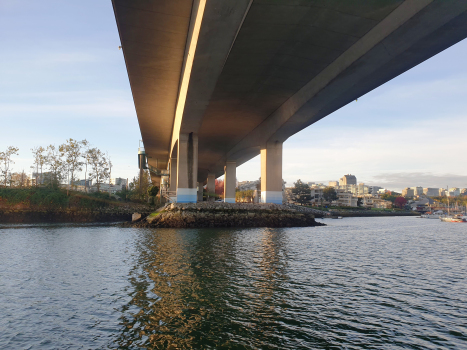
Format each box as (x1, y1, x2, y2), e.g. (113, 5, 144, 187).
(292, 179, 311, 205)
(357, 197, 363, 207)
(62, 139, 87, 191)
(394, 196, 407, 209)
(147, 185, 159, 197)
(31, 146, 47, 186)
(323, 186, 338, 203)
(0, 146, 19, 187)
(86, 148, 109, 192)
(215, 179, 224, 195)
(45, 144, 66, 188)
(107, 152, 113, 198)
(81, 140, 90, 192)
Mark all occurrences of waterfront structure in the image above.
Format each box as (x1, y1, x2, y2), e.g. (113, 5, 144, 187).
(112, 1, 467, 203)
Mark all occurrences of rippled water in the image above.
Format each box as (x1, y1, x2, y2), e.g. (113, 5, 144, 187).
(0, 217, 466, 349)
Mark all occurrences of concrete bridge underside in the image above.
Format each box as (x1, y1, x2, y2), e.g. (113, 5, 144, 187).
(113, 0, 467, 203)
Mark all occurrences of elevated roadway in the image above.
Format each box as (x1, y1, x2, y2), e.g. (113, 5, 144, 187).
(113, 0, 467, 203)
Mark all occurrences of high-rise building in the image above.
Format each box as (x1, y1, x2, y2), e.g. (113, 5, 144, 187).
(339, 174, 357, 186)
(423, 188, 439, 197)
(411, 187, 423, 196)
(110, 178, 127, 187)
(402, 188, 415, 197)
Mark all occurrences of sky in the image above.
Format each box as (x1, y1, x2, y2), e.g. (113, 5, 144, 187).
(1, 1, 466, 192)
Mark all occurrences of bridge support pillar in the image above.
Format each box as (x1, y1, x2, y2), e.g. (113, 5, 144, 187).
(169, 158, 177, 192)
(206, 173, 216, 200)
(261, 141, 283, 204)
(197, 182, 203, 202)
(176, 133, 198, 203)
(224, 161, 236, 203)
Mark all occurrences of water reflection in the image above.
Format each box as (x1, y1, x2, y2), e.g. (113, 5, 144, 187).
(114, 228, 294, 349)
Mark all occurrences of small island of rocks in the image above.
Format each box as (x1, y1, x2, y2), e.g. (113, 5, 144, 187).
(130, 202, 326, 228)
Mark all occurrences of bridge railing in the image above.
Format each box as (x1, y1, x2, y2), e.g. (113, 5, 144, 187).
(160, 188, 176, 203)
(147, 164, 169, 176)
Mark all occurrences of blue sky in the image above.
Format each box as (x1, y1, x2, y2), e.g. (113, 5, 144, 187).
(1, 1, 466, 191)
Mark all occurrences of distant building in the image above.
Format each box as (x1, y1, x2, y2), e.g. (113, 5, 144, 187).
(336, 189, 357, 207)
(310, 187, 324, 205)
(439, 188, 446, 197)
(328, 181, 338, 187)
(411, 187, 424, 196)
(110, 178, 127, 187)
(368, 186, 383, 194)
(71, 179, 92, 187)
(90, 183, 122, 194)
(402, 187, 415, 197)
(448, 188, 461, 197)
(32, 172, 54, 185)
(339, 174, 357, 186)
(423, 188, 439, 197)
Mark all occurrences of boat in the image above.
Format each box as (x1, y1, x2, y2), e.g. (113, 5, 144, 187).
(421, 210, 444, 219)
(440, 214, 467, 223)
(439, 187, 466, 222)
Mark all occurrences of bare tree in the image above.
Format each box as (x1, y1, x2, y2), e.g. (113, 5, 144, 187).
(0, 146, 19, 187)
(62, 139, 87, 191)
(81, 140, 90, 192)
(107, 151, 113, 198)
(45, 145, 65, 188)
(87, 148, 109, 192)
(31, 146, 46, 186)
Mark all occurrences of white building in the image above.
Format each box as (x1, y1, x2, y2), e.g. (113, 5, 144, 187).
(423, 188, 439, 197)
(110, 178, 127, 187)
(411, 186, 424, 196)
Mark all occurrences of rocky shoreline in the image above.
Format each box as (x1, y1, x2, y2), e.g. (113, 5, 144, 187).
(129, 202, 325, 228)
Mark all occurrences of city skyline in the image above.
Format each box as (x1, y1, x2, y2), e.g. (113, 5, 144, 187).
(1, 1, 466, 192)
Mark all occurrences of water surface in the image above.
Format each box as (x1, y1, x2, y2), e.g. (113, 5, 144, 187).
(0, 217, 466, 349)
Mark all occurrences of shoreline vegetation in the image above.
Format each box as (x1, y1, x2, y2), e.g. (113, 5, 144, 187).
(0, 188, 417, 226)
(0, 188, 152, 223)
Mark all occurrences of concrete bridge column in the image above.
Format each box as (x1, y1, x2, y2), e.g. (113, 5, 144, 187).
(224, 161, 236, 203)
(206, 173, 216, 200)
(176, 133, 198, 203)
(261, 142, 283, 204)
(169, 158, 177, 192)
(197, 182, 203, 202)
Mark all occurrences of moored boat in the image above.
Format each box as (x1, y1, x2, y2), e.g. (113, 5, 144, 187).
(440, 214, 467, 223)
(421, 210, 444, 219)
